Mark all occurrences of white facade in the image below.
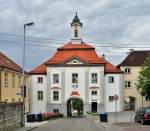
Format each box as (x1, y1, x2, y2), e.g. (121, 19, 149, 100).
(30, 65, 123, 115)
(29, 75, 47, 114)
(104, 74, 123, 112)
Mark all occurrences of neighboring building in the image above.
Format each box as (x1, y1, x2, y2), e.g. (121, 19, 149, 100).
(118, 50, 150, 110)
(0, 52, 29, 112)
(30, 13, 123, 116)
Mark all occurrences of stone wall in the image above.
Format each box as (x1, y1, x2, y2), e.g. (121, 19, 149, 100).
(0, 102, 23, 131)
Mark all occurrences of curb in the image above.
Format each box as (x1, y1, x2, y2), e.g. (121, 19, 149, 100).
(99, 122, 110, 131)
(26, 127, 38, 131)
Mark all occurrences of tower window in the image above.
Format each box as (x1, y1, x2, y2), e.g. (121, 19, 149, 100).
(75, 30, 78, 38)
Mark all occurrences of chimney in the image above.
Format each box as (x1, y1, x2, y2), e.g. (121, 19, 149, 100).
(127, 49, 134, 55)
(102, 54, 105, 58)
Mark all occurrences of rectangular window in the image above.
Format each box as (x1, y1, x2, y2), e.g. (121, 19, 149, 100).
(18, 76, 22, 88)
(4, 73, 8, 87)
(53, 91, 59, 101)
(12, 74, 15, 88)
(124, 81, 131, 88)
(37, 91, 43, 100)
(109, 96, 114, 102)
(108, 76, 114, 83)
(37, 77, 43, 83)
(53, 109, 59, 113)
(91, 73, 98, 83)
(53, 74, 59, 83)
(124, 68, 131, 74)
(72, 73, 78, 83)
(91, 91, 97, 95)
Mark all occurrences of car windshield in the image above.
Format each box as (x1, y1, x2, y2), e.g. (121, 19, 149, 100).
(145, 108, 150, 113)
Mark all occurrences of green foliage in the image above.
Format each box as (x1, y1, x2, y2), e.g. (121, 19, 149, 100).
(86, 112, 99, 116)
(72, 98, 83, 112)
(136, 54, 150, 96)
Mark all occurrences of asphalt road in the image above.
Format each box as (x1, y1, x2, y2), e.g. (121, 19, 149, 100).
(32, 118, 105, 131)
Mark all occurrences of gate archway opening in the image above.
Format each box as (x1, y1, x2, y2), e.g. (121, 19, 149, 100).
(67, 98, 83, 117)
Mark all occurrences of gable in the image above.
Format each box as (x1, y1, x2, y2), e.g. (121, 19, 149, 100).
(63, 56, 89, 65)
(66, 59, 84, 65)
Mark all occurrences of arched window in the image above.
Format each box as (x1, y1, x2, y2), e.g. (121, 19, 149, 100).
(75, 30, 78, 38)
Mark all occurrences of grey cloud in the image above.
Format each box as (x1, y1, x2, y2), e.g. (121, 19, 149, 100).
(0, 0, 150, 70)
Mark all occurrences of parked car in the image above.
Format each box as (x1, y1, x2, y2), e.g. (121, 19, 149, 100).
(134, 107, 150, 125)
(72, 110, 78, 117)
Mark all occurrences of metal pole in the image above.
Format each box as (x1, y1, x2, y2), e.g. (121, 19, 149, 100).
(22, 25, 26, 126)
(115, 100, 117, 123)
(142, 95, 144, 111)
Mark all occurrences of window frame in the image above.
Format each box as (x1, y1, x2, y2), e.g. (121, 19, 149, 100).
(53, 91, 59, 101)
(4, 73, 8, 87)
(53, 74, 59, 84)
(37, 77, 43, 83)
(37, 91, 43, 101)
(108, 76, 114, 83)
(109, 96, 114, 102)
(124, 68, 131, 74)
(91, 73, 98, 83)
(91, 91, 97, 95)
(124, 81, 131, 88)
(72, 73, 78, 83)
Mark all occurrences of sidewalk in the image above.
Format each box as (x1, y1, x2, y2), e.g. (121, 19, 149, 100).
(15, 121, 48, 131)
(87, 111, 136, 131)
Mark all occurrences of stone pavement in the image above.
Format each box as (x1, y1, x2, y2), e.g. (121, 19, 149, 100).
(87, 111, 136, 131)
(14, 121, 48, 131)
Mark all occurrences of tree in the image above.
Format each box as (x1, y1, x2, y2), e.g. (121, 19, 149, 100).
(72, 98, 83, 115)
(136, 54, 150, 98)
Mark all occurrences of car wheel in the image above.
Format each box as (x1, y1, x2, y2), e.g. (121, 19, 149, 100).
(141, 118, 145, 125)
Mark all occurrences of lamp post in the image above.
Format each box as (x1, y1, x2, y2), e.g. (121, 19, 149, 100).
(22, 22, 34, 126)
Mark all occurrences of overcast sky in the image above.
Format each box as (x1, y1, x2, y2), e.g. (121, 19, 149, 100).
(0, 0, 150, 71)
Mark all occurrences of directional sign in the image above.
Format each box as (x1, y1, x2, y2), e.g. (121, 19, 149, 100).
(113, 95, 119, 101)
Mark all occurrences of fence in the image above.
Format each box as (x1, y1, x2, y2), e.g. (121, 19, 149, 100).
(0, 102, 23, 131)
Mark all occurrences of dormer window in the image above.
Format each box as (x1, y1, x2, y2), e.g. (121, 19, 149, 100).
(75, 30, 78, 38)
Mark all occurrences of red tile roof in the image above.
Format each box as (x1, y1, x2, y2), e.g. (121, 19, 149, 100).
(46, 42, 106, 65)
(118, 50, 150, 66)
(30, 42, 121, 74)
(29, 63, 46, 74)
(0, 52, 27, 74)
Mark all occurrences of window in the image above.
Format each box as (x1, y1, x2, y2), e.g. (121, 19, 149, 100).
(37, 77, 43, 83)
(53, 74, 59, 83)
(75, 30, 78, 37)
(108, 76, 114, 83)
(4, 73, 8, 87)
(124, 68, 131, 74)
(18, 76, 21, 88)
(145, 96, 150, 101)
(53, 109, 59, 113)
(91, 91, 97, 95)
(37, 91, 43, 100)
(72, 73, 78, 83)
(53, 91, 59, 101)
(109, 96, 114, 102)
(12, 74, 15, 88)
(124, 81, 131, 88)
(91, 73, 97, 83)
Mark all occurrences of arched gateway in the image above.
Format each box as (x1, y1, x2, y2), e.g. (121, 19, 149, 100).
(67, 98, 83, 117)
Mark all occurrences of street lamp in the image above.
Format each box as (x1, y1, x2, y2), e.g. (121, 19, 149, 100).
(22, 22, 34, 126)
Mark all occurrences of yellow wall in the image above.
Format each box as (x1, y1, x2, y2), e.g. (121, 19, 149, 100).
(121, 66, 150, 110)
(0, 69, 29, 113)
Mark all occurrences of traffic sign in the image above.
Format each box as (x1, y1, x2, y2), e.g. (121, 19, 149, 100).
(113, 95, 119, 101)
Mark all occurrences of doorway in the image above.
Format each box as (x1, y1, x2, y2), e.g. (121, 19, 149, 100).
(91, 102, 97, 112)
(67, 98, 83, 117)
